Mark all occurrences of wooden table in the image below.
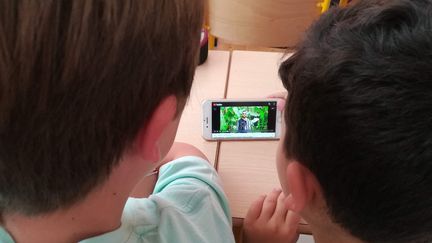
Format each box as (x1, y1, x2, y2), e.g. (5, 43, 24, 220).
(218, 50, 286, 218)
(219, 51, 313, 243)
(175, 50, 230, 166)
(177, 50, 314, 242)
(176, 50, 286, 218)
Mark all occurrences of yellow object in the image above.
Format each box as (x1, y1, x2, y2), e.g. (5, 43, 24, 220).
(339, 0, 349, 7)
(203, 25, 216, 49)
(318, 0, 331, 13)
(208, 34, 216, 50)
(318, 0, 349, 13)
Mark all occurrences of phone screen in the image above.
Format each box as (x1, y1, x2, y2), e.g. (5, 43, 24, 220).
(211, 101, 278, 139)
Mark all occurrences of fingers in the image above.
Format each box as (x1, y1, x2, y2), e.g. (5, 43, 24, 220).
(285, 210, 301, 229)
(267, 92, 288, 111)
(260, 188, 282, 220)
(244, 190, 301, 243)
(276, 99, 286, 112)
(245, 195, 266, 221)
(284, 194, 296, 211)
(267, 91, 288, 99)
(272, 190, 289, 223)
(245, 190, 298, 225)
(284, 194, 301, 229)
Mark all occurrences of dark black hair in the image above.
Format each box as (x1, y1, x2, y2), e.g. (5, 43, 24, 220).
(279, 0, 432, 242)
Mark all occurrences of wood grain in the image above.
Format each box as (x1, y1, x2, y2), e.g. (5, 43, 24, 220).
(219, 51, 311, 237)
(209, 0, 320, 47)
(175, 50, 230, 166)
(219, 51, 287, 217)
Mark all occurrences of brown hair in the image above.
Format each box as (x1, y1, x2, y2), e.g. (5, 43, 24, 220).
(0, 0, 204, 215)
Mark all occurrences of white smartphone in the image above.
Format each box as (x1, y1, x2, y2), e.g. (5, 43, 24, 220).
(202, 99, 282, 140)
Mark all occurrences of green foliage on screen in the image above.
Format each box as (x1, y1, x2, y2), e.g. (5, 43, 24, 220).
(220, 106, 269, 132)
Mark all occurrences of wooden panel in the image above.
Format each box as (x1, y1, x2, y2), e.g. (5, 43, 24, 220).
(219, 50, 313, 236)
(175, 50, 230, 166)
(209, 0, 320, 47)
(220, 141, 280, 218)
(226, 51, 287, 99)
(219, 51, 287, 217)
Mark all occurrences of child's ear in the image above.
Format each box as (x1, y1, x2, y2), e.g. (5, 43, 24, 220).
(135, 95, 178, 163)
(284, 162, 321, 213)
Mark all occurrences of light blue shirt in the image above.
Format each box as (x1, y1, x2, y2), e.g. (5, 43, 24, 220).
(0, 228, 12, 243)
(0, 156, 235, 243)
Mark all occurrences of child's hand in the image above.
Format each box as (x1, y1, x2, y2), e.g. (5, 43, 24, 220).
(243, 188, 300, 243)
(267, 92, 288, 112)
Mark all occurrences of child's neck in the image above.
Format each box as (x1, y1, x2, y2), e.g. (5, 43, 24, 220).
(309, 220, 364, 243)
(3, 159, 144, 243)
(3, 210, 120, 243)
(313, 231, 364, 243)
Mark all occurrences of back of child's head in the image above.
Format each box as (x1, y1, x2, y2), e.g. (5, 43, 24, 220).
(0, 0, 203, 216)
(279, 0, 432, 242)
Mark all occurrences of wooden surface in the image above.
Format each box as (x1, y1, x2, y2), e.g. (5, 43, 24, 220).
(175, 50, 313, 241)
(219, 51, 313, 241)
(208, 0, 320, 47)
(226, 51, 287, 99)
(175, 50, 230, 166)
(218, 51, 287, 218)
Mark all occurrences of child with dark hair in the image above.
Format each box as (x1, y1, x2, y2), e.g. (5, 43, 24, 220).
(244, 0, 432, 242)
(0, 1, 235, 242)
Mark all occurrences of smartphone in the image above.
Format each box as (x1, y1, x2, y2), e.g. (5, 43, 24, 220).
(202, 99, 282, 140)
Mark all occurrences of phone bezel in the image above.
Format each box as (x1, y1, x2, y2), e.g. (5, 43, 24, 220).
(202, 99, 282, 141)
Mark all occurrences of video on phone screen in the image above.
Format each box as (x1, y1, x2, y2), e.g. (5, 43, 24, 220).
(211, 101, 277, 139)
